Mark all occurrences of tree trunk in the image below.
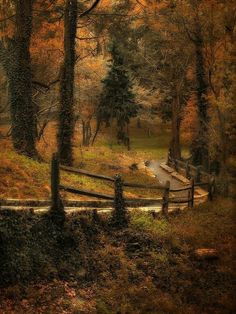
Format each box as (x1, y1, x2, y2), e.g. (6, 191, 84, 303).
(91, 118, 101, 145)
(127, 123, 130, 150)
(82, 120, 86, 145)
(5, 0, 38, 158)
(109, 115, 113, 149)
(215, 105, 229, 195)
(137, 117, 141, 128)
(191, 17, 209, 169)
(58, 0, 78, 166)
(82, 120, 92, 146)
(170, 94, 181, 160)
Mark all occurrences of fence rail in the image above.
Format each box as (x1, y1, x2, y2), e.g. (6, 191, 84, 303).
(0, 153, 215, 216)
(60, 165, 115, 182)
(50, 152, 215, 216)
(168, 154, 214, 181)
(167, 154, 215, 201)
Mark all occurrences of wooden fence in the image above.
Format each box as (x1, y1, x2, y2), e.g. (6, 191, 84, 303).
(50, 152, 215, 216)
(167, 154, 216, 201)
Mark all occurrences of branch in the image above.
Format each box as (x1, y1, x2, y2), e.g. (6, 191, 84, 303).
(135, 0, 146, 8)
(81, 12, 133, 17)
(79, 0, 101, 18)
(75, 50, 96, 63)
(0, 14, 15, 23)
(37, 102, 59, 117)
(76, 35, 103, 40)
(183, 24, 196, 43)
(32, 80, 50, 90)
(77, 18, 95, 28)
(32, 78, 60, 91)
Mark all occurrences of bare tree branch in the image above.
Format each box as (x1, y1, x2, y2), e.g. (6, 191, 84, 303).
(0, 14, 15, 23)
(79, 0, 101, 18)
(76, 35, 104, 40)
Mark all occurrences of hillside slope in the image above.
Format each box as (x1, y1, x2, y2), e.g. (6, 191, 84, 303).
(0, 199, 235, 313)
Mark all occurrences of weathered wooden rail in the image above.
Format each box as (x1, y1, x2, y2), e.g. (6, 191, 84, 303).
(0, 153, 215, 216)
(167, 154, 216, 201)
(50, 152, 215, 216)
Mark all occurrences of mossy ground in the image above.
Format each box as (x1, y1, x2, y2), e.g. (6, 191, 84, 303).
(0, 198, 235, 313)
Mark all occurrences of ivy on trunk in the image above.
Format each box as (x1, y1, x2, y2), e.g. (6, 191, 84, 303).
(1, 0, 38, 158)
(58, 0, 78, 166)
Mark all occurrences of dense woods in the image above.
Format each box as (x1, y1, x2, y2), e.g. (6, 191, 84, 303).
(0, 0, 235, 313)
(0, 1, 235, 174)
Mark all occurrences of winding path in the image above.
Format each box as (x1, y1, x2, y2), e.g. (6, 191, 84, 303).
(148, 160, 189, 199)
(147, 160, 208, 205)
(0, 160, 208, 213)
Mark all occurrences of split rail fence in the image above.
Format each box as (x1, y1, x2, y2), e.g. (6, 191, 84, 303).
(51, 152, 216, 215)
(167, 154, 216, 201)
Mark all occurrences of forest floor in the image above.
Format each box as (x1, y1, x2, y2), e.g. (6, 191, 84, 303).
(0, 198, 235, 314)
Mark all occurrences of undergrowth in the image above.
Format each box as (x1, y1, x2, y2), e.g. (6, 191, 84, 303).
(0, 198, 235, 313)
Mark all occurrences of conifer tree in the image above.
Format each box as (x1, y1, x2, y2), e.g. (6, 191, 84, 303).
(98, 42, 138, 148)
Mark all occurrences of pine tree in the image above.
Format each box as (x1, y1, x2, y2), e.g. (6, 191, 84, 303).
(98, 42, 138, 148)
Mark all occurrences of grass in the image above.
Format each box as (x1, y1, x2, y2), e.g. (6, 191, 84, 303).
(0, 198, 235, 313)
(0, 119, 174, 200)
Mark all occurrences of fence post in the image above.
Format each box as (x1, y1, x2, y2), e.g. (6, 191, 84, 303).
(208, 175, 215, 201)
(112, 174, 128, 228)
(190, 179, 195, 208)
(162, 180, 170, 216)
(51, 153, 64, 218)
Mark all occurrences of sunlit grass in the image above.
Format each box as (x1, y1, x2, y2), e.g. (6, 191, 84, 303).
(0, 119, 190, 199)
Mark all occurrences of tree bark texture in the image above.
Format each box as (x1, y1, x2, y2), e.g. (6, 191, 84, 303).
(4, 0, 38, 158)
(58, 0, 78, 165)
(82, 120, 92, 146)
(170, 92, 181, 160)
(192, 17, 210, 168)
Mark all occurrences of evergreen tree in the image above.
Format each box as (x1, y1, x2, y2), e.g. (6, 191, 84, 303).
(98, 42, 138, 148)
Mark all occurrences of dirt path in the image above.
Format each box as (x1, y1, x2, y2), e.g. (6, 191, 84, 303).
(148, 160, 189, 199)
(147, 160, 208, 205)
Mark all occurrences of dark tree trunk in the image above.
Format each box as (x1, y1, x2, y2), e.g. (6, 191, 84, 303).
(126, 123, 130, 151)
(91, 117, 101, 145)
(191, 17, 209, 169)
(82, 120, 92, 146)
(170, 94, 181, 160)
(137, 117, 141, 128)
(58, 0, 78, 166)
(6, 0, 37, 158)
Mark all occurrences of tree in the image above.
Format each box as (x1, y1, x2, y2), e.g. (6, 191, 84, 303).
(0, 0, 38, 158)
(98, 41, 138, 149)
(58, 0, 101, 165)
(57, 0, 78, 166)
(125, 2, 192, 160)
(75, 55, 106, 147)
(190, 9, 210, 169)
